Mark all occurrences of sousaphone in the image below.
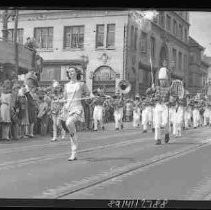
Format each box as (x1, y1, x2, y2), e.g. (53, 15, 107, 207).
(118, 80, 131, 94)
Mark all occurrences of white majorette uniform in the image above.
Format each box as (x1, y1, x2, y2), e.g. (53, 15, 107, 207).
(192, 102, 200, 128)
(92, 94, 106, 131)
(112, 95, 124, 130)
(133, 96, 141, 128)
(61, 80, 90, 160)
(172, 100, 184, 137)
(142, 97, 153, 133)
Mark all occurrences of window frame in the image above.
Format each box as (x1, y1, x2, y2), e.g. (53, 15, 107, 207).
(8, 28, 24, 44)
(140, 31, 148, 53)
(96, 23, 116, 49)
(34, 27, 54, 50)
(63, 25, 85, 49)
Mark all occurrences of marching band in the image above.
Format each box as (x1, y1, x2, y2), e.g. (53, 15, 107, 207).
(10, 65, 210, 162)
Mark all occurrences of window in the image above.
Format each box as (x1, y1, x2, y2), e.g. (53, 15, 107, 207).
(184, 28, 188, 42)
(134, 27, 138, 50)
(178, 52, 182, 71)
(172, 48, 177, 70)
(64, 26, 84, 49)
(150, 37, 156, 58)
(166, 15, 171, 31)
(34, 27, 53, 49)
(159, 12, 165, 28)
(140, 32, 147, 53)
(184, 54, 187, 72)
(106, 24, 115, 48)
(173, 20, 178, 36)
(8, 28, 24, 44)
(96, 25, 104, 48)
(96, 24, 115, 48)
(179, 24, 183, 40)
(131, 25, 134, 49)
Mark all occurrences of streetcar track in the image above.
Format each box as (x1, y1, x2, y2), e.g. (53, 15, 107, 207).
(0, 136, 154, 171)
(0, 130, 145, 155)
(34, 138, 211, 199)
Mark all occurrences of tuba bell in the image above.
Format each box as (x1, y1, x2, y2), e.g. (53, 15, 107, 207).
(118, 80, 131, 94)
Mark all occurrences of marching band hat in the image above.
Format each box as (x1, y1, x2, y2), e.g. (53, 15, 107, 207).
(135, 93, 140, 98)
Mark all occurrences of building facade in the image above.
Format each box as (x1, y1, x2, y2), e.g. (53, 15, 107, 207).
(188, 37, 209, 94)
(2, 10, 190, 96)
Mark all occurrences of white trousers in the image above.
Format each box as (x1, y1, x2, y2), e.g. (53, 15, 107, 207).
(193, 109, 200, 128)
(133, 108, 141, 127)
(142, 106, 153, 131)
(114, 107, 123, 129)
(203, 109, 210, 126)
(184, 110, 192, 128)
(93, 105, 104, 130)
(154, 103, 169, 141)
(172, 107, 184, 136)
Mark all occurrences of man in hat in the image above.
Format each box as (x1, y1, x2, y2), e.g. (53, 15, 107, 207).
(24, 72, 39, 137)
(203, 101, 211, 126)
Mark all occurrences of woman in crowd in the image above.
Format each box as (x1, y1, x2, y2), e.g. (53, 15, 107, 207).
(0, 80, 12, 140)
(60, 66, 90, 161)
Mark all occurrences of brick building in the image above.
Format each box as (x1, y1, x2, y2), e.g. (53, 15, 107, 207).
(2, 10, 190, 96)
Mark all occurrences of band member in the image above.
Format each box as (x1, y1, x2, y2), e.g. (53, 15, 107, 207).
(142, 94, 153, 133)
(193, 100, 200, 129)
(203, 102, 210, 126)
(152, 63, 171, 145)
(184, 98, 193, 129)
(168, 96, 176, 133)
(125, 99, 133, 122)
(92, 88, 106, 131)
(50, 81, 65, 141)
(172, 98, 185, 137)
(112, 93, 124, 130)
(60, 66, 90, 161)
(133, 94, 141, 128)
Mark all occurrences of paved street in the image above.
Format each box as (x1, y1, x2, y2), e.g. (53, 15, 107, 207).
(0, 123, 211, 201)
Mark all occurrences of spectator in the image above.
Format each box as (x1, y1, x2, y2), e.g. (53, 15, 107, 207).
(17, 86, 29, 139)
(10, 83, 21, 140)
(24, 37, 36, 52)
(0, 80, 12, 140)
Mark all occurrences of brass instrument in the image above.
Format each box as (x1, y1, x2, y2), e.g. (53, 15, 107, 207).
(118, 80, 131, 94)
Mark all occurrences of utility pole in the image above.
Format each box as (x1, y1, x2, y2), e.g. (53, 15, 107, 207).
(14, 9, 19, 75)
(2, 10, 9, 41)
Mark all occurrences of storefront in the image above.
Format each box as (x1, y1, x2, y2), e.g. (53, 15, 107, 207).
(92, 66, 116, 95)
